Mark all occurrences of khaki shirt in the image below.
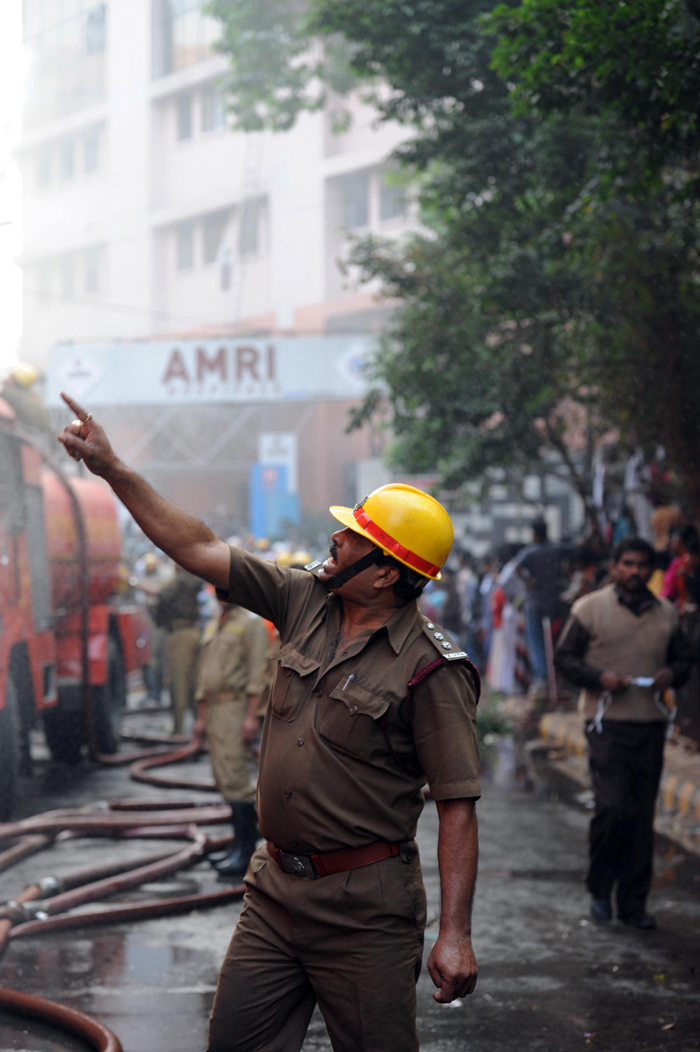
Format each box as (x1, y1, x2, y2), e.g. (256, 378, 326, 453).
(218, 547, 481, 854)
(196, 605, 268, 700)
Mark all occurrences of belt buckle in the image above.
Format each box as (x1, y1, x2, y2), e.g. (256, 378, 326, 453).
(278, 850, 318, 879)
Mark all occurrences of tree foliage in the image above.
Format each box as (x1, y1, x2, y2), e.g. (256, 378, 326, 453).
(210, 0, 700, 518)
(205, 0, 357, 130)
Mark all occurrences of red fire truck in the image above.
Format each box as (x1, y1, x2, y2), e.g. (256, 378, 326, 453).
(0, 399, 150, 819)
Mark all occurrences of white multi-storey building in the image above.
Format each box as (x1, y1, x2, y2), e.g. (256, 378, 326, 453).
(17, 0, 412, 365)
(14, 0, 414, 531)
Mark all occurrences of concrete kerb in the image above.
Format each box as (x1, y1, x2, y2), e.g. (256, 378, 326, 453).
(538, 712, 700, 856)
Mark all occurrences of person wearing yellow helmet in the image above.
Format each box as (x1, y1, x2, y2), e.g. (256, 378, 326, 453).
(57, 395, 481, 1052)
(11, 361, 38, 388)
(289, 549, 312, 569)
(1, 361, 52, 435)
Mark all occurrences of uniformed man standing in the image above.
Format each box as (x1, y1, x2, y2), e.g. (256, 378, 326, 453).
(197, 601, 269, 877)
(58, 395, 481, 1052)
(131, 552, 174, 702)
(154, 566, 202, 734)
(1, 362, 53, 436)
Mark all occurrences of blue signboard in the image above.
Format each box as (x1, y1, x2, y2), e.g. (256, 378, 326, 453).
(249, 464, 301, 539)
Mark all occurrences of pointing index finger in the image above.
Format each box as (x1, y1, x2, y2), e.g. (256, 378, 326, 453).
(60, 391, 89, 421)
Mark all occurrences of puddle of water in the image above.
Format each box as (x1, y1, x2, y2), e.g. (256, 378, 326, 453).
(125, 941, 171, 981)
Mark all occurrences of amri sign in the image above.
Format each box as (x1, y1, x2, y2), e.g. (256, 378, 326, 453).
(46, 336, 372, 406)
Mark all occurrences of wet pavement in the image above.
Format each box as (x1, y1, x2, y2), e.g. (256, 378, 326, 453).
(1, 719, 700, 1051)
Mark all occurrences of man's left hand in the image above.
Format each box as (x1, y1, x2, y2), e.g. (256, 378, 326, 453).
(653, 667, 673, 691)
(427, 931, 478, 1003)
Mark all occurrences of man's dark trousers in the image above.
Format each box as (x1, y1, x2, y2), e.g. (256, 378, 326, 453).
(585, 721, 665, 918)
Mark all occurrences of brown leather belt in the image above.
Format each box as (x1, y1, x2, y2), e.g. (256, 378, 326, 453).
(267, 840, 399, 879)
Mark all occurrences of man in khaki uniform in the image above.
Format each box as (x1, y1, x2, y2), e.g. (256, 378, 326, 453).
(197, 602, 269, 877)
(132, 552, 174, 701)
(155, 566, 202, 734)
(58, 396, 482, 1052)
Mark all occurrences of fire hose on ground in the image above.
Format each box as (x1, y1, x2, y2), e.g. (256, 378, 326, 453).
(0, 716, 243, 1044)
(0, 741, 245, 1046)
(0, 986, 124, 1052)
(0, 805, 245, 951)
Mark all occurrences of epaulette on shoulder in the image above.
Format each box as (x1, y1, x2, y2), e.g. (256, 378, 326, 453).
(418, 616, 482, 702)
(420, 617, 469, 662)
(304, 560, 323, 574)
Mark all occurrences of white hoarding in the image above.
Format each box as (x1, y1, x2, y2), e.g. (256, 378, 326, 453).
(46, 336, 373, 407)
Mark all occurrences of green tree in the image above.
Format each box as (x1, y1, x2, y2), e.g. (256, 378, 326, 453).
(486, 0, 700, 516)
(209, 0, 700, 519)
(206, 0, 357, 130)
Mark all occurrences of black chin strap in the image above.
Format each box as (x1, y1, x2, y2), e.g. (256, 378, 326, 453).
(328, 548, 384, 590)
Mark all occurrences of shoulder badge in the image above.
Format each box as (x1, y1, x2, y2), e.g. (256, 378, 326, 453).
(420, 617, 469, 661)
(304, 560, 323, 572)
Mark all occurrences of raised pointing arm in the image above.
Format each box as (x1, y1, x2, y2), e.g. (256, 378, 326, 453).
(57, 393, 230, 590)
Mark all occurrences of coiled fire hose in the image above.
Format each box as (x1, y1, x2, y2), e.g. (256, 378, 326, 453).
(0, 719, 245, 1046)
(0, 986, 123, 1052)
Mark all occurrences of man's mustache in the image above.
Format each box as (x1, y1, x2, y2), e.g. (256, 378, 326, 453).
(329, 541, 338, 561)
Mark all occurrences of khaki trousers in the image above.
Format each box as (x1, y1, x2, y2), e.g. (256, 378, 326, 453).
(205, 691, 256, 804)
(207, 842, 426, 1052)
(166, 626, 200, 734)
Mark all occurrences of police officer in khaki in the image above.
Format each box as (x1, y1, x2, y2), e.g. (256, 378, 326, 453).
(197, 601, 269, 877)
(155, 566, 202, 734)
(58, 393, 481, 1052)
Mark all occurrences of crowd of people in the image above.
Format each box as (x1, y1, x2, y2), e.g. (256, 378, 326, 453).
(124, 510, 700, 745)
(417, 511, 700, 705)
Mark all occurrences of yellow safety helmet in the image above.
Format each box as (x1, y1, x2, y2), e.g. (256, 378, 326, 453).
(290, 550, 312, 567)
(330, 483, 453, 581)
(11, 362, 38, 388)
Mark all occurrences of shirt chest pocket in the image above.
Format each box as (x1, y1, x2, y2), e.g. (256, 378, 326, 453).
(270, 643, 320, 723)
(317, 677, 391, 759)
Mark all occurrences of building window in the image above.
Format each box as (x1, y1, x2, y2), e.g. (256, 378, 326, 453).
(84, 127, 100, 173)
(203, 211, 228, 264)
(23, 4, 107, 129)
(36, 147, 51, 189)
(176, 222, 195, 269)
(238, 198, 262, 257)
(59, 139, 75, 181)
(201, 83, 225, 132)
(176, 93, 193, 140)
(84, 246, 101, 293)
(339, 171, 369, 229)
(85, 4, 107, 56)
(155, 0, 220, 76)
(380, 168, 407, 221)
(59, 256, 75, 300)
